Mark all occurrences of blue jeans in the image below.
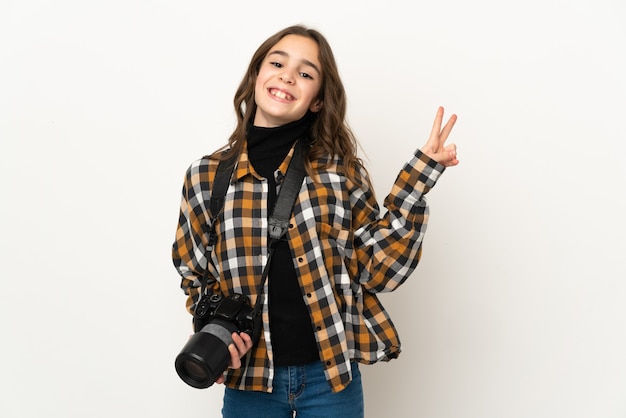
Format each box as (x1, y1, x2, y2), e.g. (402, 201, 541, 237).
(222, 361, 364, 418)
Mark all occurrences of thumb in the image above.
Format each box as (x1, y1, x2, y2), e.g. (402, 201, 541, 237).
(431, 144, 458, 166)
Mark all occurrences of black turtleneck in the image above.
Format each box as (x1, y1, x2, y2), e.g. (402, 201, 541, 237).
(246, 112, 319, 366)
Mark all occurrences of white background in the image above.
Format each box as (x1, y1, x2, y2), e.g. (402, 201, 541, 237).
(1, 1, 625, 417)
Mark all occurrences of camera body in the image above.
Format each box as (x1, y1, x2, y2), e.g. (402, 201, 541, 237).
(193, 293, 259, 337)
(175, 292, 262, 389)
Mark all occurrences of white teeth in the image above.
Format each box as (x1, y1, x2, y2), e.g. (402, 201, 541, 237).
(271, 89, 292, 100)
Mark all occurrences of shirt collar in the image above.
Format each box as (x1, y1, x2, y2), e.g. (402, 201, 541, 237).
(232, 140, 298, 183)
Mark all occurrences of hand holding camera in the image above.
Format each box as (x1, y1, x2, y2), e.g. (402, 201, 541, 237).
(175, 293, 263, 389)
(214, 332, 253, 384)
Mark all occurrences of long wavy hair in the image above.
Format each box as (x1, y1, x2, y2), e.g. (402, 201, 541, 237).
(216, 25, 366, 185)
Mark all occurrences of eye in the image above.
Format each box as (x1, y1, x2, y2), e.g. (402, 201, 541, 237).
(269, 61, 283, 68)
(299, 72, 314, 80)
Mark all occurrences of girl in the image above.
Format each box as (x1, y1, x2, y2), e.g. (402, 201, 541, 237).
(173, 24, 458, 418)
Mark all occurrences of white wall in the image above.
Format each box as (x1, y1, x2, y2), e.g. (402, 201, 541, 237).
(1, 1, 625, 417)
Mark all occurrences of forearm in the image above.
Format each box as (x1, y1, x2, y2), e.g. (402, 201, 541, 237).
(352, 149, 445, 293)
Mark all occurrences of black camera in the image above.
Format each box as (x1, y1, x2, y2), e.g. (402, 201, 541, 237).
(175, 293, 262, 389)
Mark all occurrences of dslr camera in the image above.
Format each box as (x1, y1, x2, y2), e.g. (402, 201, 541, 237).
(175, 292, 262, 389)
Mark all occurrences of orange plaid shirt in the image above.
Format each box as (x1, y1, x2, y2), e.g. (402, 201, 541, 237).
(172, 144, 445, 393)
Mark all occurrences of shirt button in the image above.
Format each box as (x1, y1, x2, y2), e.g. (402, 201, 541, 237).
(298, 257, 304, 263)
(316, 326, 321, 331)
(289, 223, 294, 229)
(306, 293, 312, 298)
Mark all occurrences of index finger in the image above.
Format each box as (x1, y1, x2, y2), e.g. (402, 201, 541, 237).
(428, 106, 445, 142)
(438, 113, 458, 146)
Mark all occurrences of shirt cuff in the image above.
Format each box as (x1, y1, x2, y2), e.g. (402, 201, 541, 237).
(403, 149, 446, 194)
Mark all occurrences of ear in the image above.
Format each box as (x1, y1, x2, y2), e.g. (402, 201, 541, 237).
(310, 100, 323, 113)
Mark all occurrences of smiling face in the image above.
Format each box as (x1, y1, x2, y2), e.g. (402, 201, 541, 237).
(253, 35, 323, 128)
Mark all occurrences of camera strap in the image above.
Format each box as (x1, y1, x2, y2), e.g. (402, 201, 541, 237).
(198, 150, 237, 297)
(200, 139, 308, 316)
(252, 139, 307, 316)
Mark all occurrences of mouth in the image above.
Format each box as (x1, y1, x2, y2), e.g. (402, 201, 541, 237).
(268, 88, 295, 101)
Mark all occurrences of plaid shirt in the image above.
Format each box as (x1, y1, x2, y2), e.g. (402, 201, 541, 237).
(172, 143, 444, 393)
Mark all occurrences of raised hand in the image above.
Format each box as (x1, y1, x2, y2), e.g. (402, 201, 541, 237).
(420, 106, 459, 167)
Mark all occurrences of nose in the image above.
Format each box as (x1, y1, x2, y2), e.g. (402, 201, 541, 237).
(279, 71, 294, 84)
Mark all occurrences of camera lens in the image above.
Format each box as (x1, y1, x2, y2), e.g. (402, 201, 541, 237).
(175, 318, 238, 389)
(180, 357, 209, 382)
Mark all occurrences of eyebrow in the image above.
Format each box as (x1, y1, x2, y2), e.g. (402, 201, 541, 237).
(268, 50, 321, 76)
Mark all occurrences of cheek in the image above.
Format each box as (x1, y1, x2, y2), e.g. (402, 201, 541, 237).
(306, 82, 322, 101)
(253, 78, 266, 104)
(305, 89, 322, 109)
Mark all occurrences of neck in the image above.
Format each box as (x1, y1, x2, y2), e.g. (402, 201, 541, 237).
(246, 112, 313, 178)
